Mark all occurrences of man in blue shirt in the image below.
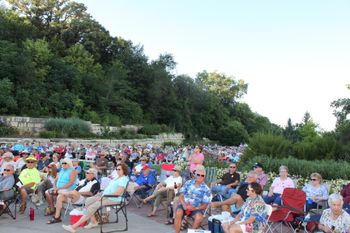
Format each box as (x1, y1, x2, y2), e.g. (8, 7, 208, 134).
(134, 164, 156, 198)
(175, 165, 211, 233)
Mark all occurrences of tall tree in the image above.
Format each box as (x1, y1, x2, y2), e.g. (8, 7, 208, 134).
(196, 70, 248, 105)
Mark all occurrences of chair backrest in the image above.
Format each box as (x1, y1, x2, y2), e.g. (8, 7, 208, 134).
(282, 188, 306, 212)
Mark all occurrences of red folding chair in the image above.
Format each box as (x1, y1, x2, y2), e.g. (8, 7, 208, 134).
(269, 188, 306, 233)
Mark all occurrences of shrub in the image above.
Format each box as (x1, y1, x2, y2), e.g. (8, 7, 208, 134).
(39, 130, 57, 138)
(139, 124, 172, 135)
(163, 141, 178, 147)
(243, 132, 292, 163)
(240, 154, 350, 180)
(0, 121, 19, 136)
(44, 118, 91, 138)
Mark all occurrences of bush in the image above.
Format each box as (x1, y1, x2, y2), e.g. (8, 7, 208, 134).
(39, 130, 57, 138)
(163, 141, 178, 147)
(240, 154, 350, 180)
(138, 124, 172, 135)
(44, 118, 91, 138)
(243, 132, 292, 163)
(0, 121, 19, 136)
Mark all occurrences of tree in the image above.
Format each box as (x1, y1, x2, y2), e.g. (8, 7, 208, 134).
(196, 70, 248, 105)
(7, 0, 88, 38)
(331, 85, 350, 125)
(0, 78, 17, 113)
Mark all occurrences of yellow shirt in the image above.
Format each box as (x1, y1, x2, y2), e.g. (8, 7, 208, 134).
(19, 168, 41, 189)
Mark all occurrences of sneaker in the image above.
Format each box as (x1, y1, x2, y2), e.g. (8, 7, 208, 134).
(83, 222, 98, 229)
(62, 225, 76, 233)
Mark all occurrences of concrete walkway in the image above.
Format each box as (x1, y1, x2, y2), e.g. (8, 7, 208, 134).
(0, 205, 174, 233)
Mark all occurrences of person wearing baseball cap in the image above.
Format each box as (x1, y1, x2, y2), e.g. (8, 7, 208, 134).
(18, 156, 41, 214)
(253, 162, 268, 189)
(143, 165, 183, 218)
(132, 163, 156, 198)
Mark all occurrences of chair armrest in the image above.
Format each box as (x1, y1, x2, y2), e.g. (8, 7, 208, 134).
(102, 194, 121, 198)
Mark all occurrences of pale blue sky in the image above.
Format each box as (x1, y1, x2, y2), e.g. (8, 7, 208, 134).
(78, 0, 350, 131)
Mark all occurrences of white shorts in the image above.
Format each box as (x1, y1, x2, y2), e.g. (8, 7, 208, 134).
(71, 195, 85, 205)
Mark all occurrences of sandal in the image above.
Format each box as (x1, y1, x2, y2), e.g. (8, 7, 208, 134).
(47, 217, 62, 224)
(180, 221, 188, 231)
(147, 212, 157, 217)
(165, 219, 174, 225)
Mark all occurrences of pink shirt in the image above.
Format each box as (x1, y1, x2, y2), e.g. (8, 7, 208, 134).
(271, 177, 295, 194)
(189, 153, 204, 172)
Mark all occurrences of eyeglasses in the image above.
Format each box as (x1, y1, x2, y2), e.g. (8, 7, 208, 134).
(196, 174, 205, 177)
(3, 169, 11, 172)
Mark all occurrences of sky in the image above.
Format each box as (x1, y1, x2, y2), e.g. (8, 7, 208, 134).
(77, 0, 350, 131)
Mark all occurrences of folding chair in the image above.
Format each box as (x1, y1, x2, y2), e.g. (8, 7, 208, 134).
(262, 204, 273, 233)
(0, 189, 17, 219)
(268, 188, 307, 233)
(97, 183, 130, 233)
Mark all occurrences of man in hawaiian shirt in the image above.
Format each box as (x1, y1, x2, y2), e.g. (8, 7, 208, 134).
(174, 165, 211, 233)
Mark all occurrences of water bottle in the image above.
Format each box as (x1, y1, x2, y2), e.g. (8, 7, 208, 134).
(174, 182, 178, 189)
(29, 207, 35, 221)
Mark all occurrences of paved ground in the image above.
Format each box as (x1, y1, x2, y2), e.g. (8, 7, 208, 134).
(0, 203, 175, 233)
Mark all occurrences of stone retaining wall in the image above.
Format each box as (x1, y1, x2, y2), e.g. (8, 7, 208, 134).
(0, 116, 184, 145)
(0, 133, 184, 146)
(0, 116, 141, 135)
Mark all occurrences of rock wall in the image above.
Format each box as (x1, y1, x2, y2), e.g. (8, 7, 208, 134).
(0, 133, 184, 146)
(0, 116, 184, 145)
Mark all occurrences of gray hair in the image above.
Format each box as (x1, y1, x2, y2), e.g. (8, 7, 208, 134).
(328, 193, 344, 206)
(87, 168, 98, 177)
(6, 164, 15, 171)
(279, 165, 289, 173)
(247, 170, 258, 179)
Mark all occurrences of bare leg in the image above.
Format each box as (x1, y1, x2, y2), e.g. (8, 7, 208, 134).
(174, 208, 184, 233)
(45, 190, 54, 210)
(191, 214, 203, 229)
(54, 194, 67, 218)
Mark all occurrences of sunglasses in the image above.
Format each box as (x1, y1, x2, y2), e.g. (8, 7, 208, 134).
(196, 174, 205, 177)
(3, 169, 11, 172)
(62, 162, 67, 165)
(27, 161, 36, 164)
(230, 166, 236, 168)
(311, 178, 317, 181)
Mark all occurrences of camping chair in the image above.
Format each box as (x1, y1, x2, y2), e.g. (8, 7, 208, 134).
(158, 163, 175, 182)
(97, 182, 130, 233)
(0, 174, 19, 219)
(262, 204, 274, 233)
(0, 189, 17, 219)
(205, 167, 217, 187)
(268, 188, 307, 233)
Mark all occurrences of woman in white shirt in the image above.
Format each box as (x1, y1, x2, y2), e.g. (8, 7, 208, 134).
(143, 165, 182, 217)
(263, 165, 295, 205)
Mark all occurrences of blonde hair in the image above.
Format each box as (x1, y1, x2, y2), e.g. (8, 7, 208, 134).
(310, 172, 323, 183)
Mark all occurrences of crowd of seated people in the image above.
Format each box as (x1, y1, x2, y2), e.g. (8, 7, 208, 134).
(2, 141, 350, 233)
